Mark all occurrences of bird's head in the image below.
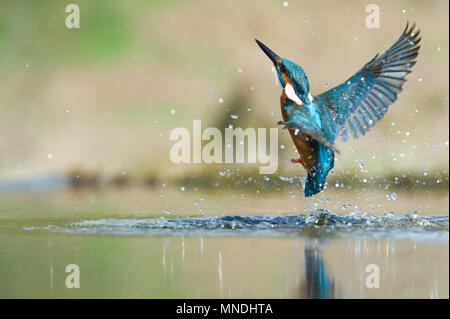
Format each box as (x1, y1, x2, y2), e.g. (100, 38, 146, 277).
(256, 39, 312, 105)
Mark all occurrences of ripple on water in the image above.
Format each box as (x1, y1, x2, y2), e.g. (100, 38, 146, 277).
(24, 210, 449, 242)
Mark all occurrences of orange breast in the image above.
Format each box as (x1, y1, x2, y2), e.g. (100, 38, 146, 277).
(280, 93, 317, 170)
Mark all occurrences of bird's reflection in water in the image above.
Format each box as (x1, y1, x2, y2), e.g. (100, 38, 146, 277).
(299, 238, 335, 298)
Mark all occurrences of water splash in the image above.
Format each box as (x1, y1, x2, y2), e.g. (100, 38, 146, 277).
(24, 210, 448, 241)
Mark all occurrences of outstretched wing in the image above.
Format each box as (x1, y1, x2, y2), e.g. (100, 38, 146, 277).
(317, 22, 421, 141)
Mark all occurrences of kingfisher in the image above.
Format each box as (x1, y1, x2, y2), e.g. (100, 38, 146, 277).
(256, 22, 421, 197)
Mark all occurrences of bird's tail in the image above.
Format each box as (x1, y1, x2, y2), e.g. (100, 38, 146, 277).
(304, 144, 335, 197)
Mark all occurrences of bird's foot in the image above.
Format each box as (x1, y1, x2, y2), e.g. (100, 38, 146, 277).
(291, 158, 306, 169)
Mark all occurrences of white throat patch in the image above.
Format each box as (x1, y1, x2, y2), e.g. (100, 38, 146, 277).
(284, 83, 303, 105)
(271, 66, 281, 87)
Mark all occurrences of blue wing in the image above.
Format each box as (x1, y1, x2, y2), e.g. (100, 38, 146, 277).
(279, 103, 339, 153)
(316, 22, 421, 141)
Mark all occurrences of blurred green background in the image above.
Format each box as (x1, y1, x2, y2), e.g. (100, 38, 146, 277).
(0, 0, 448, 188)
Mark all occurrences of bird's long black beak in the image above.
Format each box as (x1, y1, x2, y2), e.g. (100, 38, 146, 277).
(255, 39, 281, 65)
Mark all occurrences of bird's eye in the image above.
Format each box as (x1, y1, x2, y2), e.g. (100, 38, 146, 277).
(278, 63, 286, 73)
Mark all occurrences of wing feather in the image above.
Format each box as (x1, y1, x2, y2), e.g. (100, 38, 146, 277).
(316, 22, 421, 140)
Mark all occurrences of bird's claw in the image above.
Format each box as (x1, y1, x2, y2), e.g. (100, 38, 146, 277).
(291, 157, 306, 168)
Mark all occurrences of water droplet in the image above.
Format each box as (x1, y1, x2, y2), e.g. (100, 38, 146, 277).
(170, 108, 176, 114)
(390, 192, 397, 201)
(358, 159, 365, 169)
(181, 186, 185, 191)
(47, 153, 53, 159)
(283, 1, 288, 7)
(230, 114, 239, 119)
(218, 98, 224, 103)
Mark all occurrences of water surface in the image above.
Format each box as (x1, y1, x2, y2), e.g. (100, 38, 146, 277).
(0, 188, 448, 298)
